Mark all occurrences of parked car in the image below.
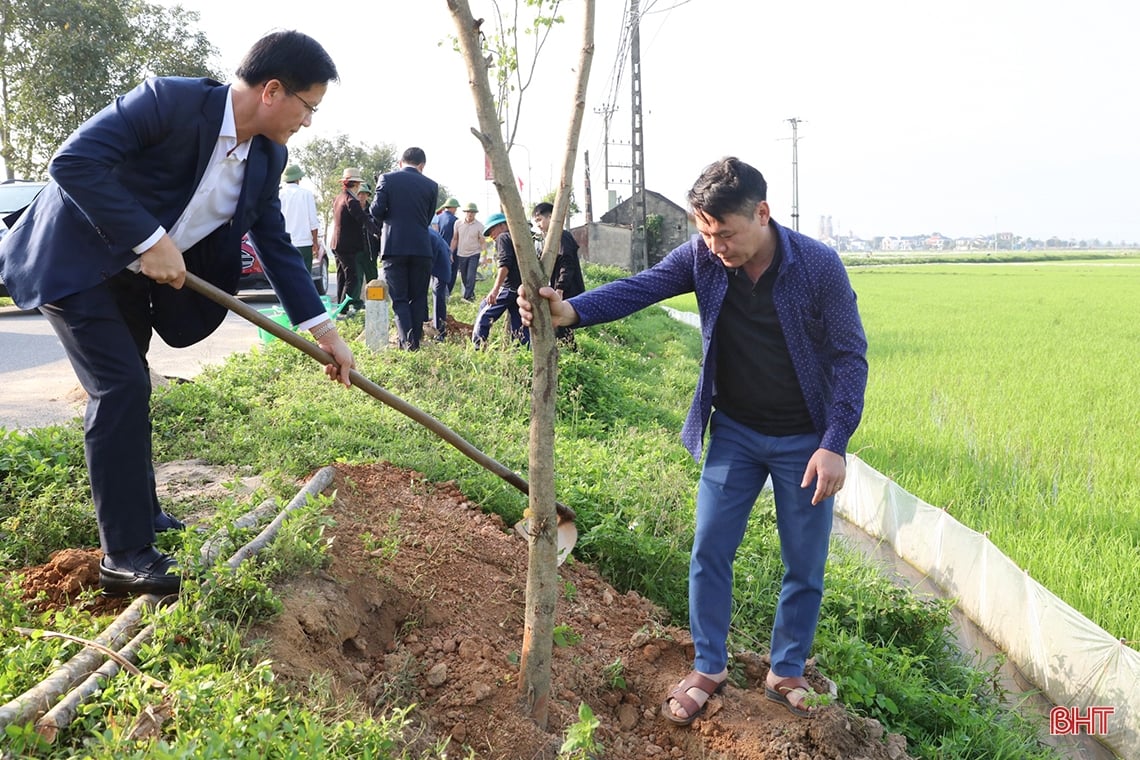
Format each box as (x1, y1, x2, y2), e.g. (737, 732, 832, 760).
(239, 233, 329, 296)
(0, 179, 49, 298)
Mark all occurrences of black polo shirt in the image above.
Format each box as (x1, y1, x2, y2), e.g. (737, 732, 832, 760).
(712, 244, 815, 436)
(495, 233, 522, 290)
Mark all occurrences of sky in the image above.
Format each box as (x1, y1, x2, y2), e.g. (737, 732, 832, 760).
(155, 1, 1139, 244)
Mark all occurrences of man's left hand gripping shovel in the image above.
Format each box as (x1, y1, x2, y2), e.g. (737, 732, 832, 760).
(183, 272, 577, 564)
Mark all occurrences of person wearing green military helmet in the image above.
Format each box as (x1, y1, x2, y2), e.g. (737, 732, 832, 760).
(471, 212, 530, 348)
(280, 163, 321, 276)
(451, 202, 484, 301)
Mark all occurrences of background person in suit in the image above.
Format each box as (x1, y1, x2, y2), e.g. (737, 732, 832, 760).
(0, 30, 355, 596)
(434, 197, 460, 293)
(428, 228, 452, 341)
(369, 147, 438, 350)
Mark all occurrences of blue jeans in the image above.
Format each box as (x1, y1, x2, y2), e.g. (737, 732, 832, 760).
(690, 412, 832, 678)
(471, 287, 529, 347)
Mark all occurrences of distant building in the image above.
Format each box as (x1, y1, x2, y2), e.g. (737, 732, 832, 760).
(924, 233, 953, 251)
(587, 189, 691, 271)
(818, 215, 834, 241)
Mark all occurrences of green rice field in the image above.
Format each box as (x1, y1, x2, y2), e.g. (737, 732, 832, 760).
(849, 260, 1140, 643)
(668, 257, 1140, 642)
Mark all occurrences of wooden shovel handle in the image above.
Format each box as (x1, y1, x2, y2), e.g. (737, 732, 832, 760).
(182, 272, 576, 524)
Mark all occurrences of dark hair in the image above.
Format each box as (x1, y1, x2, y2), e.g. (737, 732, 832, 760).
(687, 157, 767, 221)
(401, 147, 427, 166)
(532, 202, 554, 217)
(236, 31, 339, 91)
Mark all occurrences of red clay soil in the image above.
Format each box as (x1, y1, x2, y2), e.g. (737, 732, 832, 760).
(15, 462, 913, 759)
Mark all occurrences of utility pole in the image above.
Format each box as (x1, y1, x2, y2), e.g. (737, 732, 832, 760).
(593, 104, 615, 189)
(629, 0, 648, 271)
(584, 149, 593, 223)
(786, 117, 803, 232)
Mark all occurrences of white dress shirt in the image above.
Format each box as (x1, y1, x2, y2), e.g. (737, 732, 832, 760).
(131, 86, 248, 261)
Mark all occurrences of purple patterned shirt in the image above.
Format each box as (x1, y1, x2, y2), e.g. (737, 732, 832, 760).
(569, 220, 868, 461)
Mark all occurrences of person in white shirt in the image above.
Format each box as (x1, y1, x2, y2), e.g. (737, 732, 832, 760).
(279, 163, 322, 275)
(450, 202, 484, 302)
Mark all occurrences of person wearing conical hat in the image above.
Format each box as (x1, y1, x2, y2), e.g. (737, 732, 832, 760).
(330, 166, 380, 311)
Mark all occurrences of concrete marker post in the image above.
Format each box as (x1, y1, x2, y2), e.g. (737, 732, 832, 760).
(364, 278, 390, 351)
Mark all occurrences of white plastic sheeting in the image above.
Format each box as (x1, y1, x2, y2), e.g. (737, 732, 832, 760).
(836, 455, 1139, 759)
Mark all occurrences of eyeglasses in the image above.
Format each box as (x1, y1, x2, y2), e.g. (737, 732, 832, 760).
(284, 87, 319, 115)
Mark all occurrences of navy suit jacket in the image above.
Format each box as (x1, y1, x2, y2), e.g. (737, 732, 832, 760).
(0, 77, 324, 340)
(369, 166, 438, 259)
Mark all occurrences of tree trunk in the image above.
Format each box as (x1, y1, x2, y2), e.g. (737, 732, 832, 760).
(445, 0, 595, 729)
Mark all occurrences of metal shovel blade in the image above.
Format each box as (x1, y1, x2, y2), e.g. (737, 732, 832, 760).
(514, 515, 578, 566)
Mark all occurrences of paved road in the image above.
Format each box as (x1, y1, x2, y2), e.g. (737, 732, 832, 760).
(0, 292, 280, 431)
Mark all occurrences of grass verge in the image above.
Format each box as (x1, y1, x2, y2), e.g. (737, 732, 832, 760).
(0, 265, 1061, 758)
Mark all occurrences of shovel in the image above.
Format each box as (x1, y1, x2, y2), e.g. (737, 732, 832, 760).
(182, 273, 577, 564)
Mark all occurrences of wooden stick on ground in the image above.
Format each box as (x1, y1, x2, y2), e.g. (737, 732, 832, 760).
(0, 594, 158, 732)
(33, 466, 338, 741)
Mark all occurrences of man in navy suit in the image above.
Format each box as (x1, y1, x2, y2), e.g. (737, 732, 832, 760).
(0, 31, 355, 596)
(369, 147, 438, 350)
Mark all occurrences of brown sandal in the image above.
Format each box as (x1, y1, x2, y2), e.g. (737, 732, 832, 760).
(660, 671, 726, 726)
(764, 675, 818, 718)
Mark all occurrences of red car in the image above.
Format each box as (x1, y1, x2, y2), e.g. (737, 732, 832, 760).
(239, 233, 329, 295)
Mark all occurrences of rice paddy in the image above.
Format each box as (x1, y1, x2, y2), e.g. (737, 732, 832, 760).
(664, 257, 1140, 641)
(850, 260, 1140, 642)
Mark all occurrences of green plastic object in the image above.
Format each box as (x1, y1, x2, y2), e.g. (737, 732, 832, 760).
(257, 307, 293, 344)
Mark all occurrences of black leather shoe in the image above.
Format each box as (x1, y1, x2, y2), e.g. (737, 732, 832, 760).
(99, 551, 181, 596)
(154, 511, 186, 532)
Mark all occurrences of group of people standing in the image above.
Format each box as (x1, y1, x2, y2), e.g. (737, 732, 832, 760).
(472, 202, 585, 348)
(313, 152, 585, 350)
(323, 148, 438, 350)
(0, 24, 871, 732)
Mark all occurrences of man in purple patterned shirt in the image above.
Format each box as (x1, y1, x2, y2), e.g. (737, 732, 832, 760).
(519, 157, 868, 724)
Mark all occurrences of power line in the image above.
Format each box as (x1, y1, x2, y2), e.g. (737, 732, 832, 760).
(641, 0, 693, 16)
(591, 0, 688, 203)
